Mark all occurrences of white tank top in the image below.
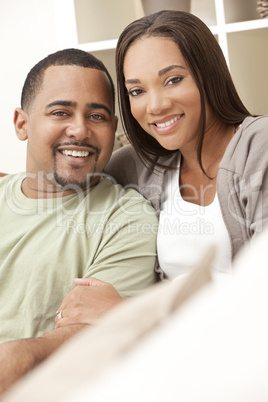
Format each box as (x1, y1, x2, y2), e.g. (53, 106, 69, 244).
(157, 155, 232, 283)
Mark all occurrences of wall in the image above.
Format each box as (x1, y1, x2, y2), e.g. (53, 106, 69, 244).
(0, 0, 59, 173)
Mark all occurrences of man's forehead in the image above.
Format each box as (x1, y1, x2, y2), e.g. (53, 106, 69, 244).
(40, 66, 113, 106)
(43, 64, 104, 80)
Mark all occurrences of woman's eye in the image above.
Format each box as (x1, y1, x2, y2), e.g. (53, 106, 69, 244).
(127, 88, 143, 97)
(167, 76, 183, 86)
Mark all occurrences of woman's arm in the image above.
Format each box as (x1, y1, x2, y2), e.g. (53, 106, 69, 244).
(55, 277, 125, 328)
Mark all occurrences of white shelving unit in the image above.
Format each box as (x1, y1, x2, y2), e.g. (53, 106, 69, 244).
(54, 0, 268, 120)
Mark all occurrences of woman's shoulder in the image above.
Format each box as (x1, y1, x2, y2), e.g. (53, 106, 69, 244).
(233, 115, 268, 151)
(220, 115, 268, 175)
(109, 144, 140, 164)
(105, 144, 142, 173)
(240, 115, 268, 134)
(105, 145, 145, 187)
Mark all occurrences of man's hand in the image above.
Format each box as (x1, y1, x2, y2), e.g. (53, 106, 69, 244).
(0, 324, 85, 395)
(55, 277, 125, 328)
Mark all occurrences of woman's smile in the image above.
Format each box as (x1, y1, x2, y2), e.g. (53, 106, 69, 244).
(151, 114, 184, 134)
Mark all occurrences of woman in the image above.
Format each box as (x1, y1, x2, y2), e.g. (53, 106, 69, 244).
(55, 10, 268, 326)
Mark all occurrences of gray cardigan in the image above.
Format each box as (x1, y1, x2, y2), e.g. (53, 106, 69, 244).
(106, 116, 268, 265)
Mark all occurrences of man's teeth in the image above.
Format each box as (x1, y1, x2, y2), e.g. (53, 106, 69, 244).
(155, 116, 180, 128)
(62, 150, 90, 157)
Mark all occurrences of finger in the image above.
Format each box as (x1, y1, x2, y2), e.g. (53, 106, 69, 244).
(55, 317, 71, 328)
(55, 312, 96, 328)
(74, 277, 108, 287)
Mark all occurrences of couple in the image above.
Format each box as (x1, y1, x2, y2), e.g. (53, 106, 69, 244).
(1, 10, 267, 394)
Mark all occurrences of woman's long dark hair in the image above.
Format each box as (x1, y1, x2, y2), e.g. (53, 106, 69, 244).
(116, 10, 251, 172)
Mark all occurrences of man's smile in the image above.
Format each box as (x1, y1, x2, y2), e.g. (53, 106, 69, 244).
(54, 143, 100, 161)
(61, 150, 90, 157)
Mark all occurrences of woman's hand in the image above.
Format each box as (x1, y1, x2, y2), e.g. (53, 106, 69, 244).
(55, 277, 124, 328)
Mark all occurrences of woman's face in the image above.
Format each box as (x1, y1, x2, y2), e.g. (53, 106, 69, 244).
(123, 36, 210, 152)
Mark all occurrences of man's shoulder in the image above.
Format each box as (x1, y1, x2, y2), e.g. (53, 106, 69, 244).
(89, 177, 157, 221)
(94, 176, 152, 205)
(0, 172, 24, 187)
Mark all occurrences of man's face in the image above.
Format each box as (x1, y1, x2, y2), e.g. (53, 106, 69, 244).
(16, 65, 117, 197)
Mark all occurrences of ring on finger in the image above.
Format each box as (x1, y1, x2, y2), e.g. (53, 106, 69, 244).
(56, 310, 63, 320)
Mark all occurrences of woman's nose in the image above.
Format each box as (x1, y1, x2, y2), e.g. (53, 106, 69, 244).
(147, 91, 172, 115)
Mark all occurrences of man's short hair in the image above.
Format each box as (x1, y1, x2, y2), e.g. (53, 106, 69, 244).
(21, 48, 115, 112)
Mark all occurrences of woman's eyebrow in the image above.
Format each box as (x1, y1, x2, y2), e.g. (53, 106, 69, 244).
(125, 78, 141, 85)
(158, 65, 186, 76)
(125, 64, 186, 85)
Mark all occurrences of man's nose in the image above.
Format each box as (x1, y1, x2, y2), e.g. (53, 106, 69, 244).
(65, 116, 90, 140)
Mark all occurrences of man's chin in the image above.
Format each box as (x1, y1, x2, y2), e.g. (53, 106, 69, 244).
(54, 172, 100, 192)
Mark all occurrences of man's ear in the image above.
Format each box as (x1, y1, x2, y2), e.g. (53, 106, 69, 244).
(14, 108, 28, 141)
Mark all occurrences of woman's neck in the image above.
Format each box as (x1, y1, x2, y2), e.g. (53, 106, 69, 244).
(180, 121, 235, 177)
(179, 121, 236, 206)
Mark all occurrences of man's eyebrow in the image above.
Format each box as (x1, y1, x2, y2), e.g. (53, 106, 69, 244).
(87, 102, 112, 116)
(125, 65, 186, 85)
(46, 100, 77, 109)
(158, 65, 186, 76)
(45, 100, 112, 116)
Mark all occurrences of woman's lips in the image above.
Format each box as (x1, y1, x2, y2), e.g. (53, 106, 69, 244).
(151, 114, 183, 133)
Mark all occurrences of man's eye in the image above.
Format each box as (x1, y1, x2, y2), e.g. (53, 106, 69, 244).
(89, 113, 105, 120)
(52, 111, 68, 116)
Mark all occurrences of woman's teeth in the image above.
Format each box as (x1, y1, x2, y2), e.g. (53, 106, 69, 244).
(155, 116, 180, 128)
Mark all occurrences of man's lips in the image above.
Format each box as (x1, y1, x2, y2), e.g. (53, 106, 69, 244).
(61, 149, 90, 158)
(54, 144, 99, 159)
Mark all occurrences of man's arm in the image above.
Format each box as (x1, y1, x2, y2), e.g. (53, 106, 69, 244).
(0, 324, 85, 395)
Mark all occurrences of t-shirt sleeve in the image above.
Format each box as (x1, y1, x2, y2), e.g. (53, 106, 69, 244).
(83, 189, 158, 298)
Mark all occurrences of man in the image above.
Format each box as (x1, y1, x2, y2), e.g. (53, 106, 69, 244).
(0, 48, 157, 393)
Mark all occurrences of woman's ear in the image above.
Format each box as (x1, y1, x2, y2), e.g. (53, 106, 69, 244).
(14, 108, 28, 141)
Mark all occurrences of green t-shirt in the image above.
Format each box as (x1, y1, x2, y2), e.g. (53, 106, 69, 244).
(0, 174, 158, 342)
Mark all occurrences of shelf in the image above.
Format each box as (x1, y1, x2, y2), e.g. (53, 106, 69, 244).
(224, 18, 268, 33)
(228, 27, 268, 115)
(73, 0, 143, 44)
(79, 39, 118, 52)
(224, 0, 262, 23)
